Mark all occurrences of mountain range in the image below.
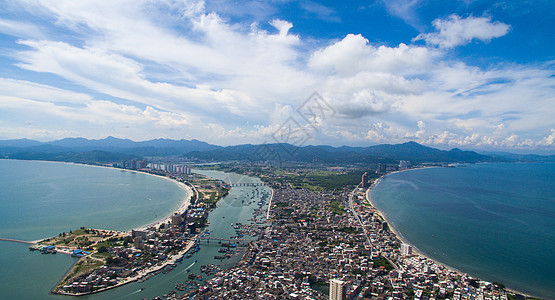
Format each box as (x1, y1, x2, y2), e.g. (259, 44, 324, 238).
(0, 136, 547, 164)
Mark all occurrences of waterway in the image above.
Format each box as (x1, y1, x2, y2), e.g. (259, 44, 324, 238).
(0, 160, 270, 299)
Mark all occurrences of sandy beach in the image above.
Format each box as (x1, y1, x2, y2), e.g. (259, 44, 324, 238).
(364, 169, 465, 275)
(364, 168, 540, 298)
(132, 174, 193, 232)
(23, 160, 194, 233)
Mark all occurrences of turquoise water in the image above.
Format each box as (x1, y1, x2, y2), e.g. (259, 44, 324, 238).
(66, 169, 270, 300)
(0, 159, 188, 299)
(0, 161, 269, 299)
(369, 163, 555, 299)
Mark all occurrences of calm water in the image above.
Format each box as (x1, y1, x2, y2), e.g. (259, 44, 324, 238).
(75, 169, 270, 300)
(0, 159, 186, 299)
(369, 163, 555, 299)
(0, 161, 269, 299)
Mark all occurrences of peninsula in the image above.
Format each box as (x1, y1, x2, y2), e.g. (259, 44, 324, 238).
(26, 169, 230, 296)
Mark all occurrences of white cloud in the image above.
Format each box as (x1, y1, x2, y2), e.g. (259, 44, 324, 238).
(414, 14, 510, 48)
(300, 2, 340, 22)
(309, 34, 433, 76)
(269, 19, 293, 36)
(0, 18, 45, 39)
(381, 0, 423, 29)
(540, 129, 555, 146)
(0, 78, 92, 104)
(0, 1, 552, 151)
(15, 40, 264, 119)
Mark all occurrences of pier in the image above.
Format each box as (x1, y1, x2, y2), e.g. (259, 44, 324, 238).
(0, 238, 35, 245)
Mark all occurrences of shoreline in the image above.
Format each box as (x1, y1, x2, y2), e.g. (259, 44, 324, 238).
(0, 159, 199, 296)
(0, 158, 193, 233)
(365, 168, 460, 269)
(54, 239, 197, 296)
(365, 167, 542, 299)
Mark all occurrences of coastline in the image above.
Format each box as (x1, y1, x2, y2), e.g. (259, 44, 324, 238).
(365, 167, 542, 299)
(365, 169, 459, 269)
(0, 159, 193, 232)
(365, 167, 441, 255)
(60, 160, 194, 230)
(54, 239, 197, 296)
(45, 163, 197, 296)
(0, 159, 198, 296)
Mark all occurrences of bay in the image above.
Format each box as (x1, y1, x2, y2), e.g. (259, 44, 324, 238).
(0, 159, 188, 299)
(369, 163, 555, 299)
(0, 161, 269, 299)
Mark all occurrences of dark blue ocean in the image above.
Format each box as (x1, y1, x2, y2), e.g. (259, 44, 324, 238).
(369, 163, 555, 299)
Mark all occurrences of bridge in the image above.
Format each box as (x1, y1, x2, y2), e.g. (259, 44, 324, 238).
(230, 182, 267, 187)
(195, 237, 250, 245)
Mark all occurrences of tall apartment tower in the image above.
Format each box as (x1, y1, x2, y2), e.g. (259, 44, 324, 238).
(361, 172, 368, 188)
(329, 279, 346, 300)
(400, 243, 413, 256)
(376, 163, 386, 174)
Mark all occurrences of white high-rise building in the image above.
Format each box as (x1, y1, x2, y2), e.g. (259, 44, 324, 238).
(399, 160, 411, 169)
(329, 279, 345, 300)
(400, 243, 413, 256)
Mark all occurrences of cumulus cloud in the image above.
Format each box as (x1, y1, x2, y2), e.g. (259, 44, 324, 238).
(540, 129, 555, 146)
(414, 14, 510, 48)
(309, 34, 433, 76)
(0, 1, 552, 151)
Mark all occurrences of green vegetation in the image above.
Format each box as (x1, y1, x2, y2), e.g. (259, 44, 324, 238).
(329, 200, 345, 215)
(282, 208, 294, 214)
(336, 227, 361, 234)
(94, 237, 123, 251)
(351, 268, 367, 276)
(272, 170, 371, 191)
(8, 150, 141, 164)
(54, 257, 104, 292)
(373, 257, 394, 271)
(492, 282, 506, 289)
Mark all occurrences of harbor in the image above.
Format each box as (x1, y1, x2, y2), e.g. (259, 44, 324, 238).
(0, 164, 271, 299)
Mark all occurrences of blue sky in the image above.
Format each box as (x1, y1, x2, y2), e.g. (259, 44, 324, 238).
(0, 0, 553, 153)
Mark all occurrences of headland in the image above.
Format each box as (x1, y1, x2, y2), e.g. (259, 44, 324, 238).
(14, 163, 228, 296)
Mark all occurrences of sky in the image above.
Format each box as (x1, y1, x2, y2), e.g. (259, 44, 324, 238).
(0, 0, 554, 153)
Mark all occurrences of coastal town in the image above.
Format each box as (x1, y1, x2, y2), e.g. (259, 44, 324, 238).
(1, 1, 553, 299)
(177, 183, 514, 300)
(22, 161, 536, 300)
(29, 169, 232, 296)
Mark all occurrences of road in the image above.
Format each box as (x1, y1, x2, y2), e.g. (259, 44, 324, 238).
(347, 184, 399, 271)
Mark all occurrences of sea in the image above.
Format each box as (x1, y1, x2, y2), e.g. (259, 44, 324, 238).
(369, 163, 555, 299)
(0, 160, 270, 299)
